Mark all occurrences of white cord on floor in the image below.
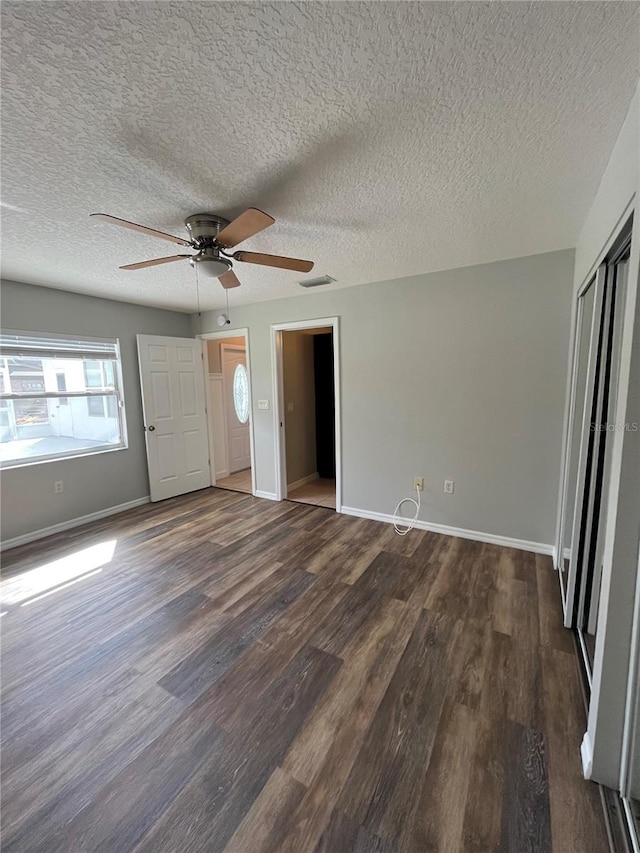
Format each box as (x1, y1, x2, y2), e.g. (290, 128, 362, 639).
(393, 484, 421, 536)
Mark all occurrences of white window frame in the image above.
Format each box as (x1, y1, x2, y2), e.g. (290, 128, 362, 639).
(0, 330, 128, 469)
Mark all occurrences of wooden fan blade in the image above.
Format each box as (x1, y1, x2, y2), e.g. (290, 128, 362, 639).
(219, 270, 241, 289)
(233, 250, 314, 273)
(90, 213, 191, 247)
(216, 208, 275, 248)
(120, 254, 191, 270)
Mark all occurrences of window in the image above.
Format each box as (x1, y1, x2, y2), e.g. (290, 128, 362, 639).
(55, 372, 69, 406)
(83, 359, 113, 388)
(0, 332, 127, 468)
(233, 363, 250, 424)
(83, 360, 115, 417)
(87, 396, 106, 417)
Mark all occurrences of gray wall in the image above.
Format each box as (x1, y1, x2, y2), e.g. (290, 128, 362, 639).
(195, 248, 575, 546)
(1, 280, 191, 541)
(283, 330, 317, 486)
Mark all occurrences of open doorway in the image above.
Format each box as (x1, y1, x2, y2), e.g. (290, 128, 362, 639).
(273, 319, 340, 511)
(202, 330, 255, 495)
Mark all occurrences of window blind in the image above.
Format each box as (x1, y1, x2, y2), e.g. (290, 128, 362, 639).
(0, 332, 119, 360)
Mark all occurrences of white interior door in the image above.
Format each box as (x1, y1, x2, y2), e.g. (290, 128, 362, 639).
(137, 335, 211, 501)
(221, 345, 250, 473)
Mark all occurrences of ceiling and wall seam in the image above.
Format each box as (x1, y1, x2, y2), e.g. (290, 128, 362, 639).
(1, 1, 638, 311)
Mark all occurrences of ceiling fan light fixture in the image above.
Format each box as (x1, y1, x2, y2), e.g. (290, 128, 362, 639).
(189, 251, 232, 278)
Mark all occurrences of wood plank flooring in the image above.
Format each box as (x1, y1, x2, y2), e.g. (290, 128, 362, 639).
(0, 489, 609, 852)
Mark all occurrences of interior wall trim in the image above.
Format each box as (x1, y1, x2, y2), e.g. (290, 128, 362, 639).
(254, 490, 279, 501)
(0, 496, 151, 551)
(340, 505, 554, 555)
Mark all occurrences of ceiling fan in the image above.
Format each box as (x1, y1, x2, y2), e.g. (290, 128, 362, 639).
(89, 208, 314, 289)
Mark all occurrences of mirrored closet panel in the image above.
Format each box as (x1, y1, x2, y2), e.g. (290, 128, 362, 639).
(558, 221, 632, 681)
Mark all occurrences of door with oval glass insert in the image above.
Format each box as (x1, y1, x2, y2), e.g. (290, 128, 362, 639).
(222, 344, 251, 473)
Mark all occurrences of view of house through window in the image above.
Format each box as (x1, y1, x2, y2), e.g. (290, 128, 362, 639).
(0, 333, 127, 467)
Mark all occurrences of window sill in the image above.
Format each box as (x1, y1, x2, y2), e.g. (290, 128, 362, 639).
(0, 443, 128, 471)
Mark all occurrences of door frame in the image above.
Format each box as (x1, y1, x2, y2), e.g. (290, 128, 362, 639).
(199, 328, 256, 497)
(271, 317, 341, 512)
(555, 292, 586, 579)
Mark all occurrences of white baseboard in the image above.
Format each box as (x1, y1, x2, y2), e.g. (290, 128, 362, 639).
(580, 731, 593, 778)
(2, 492, 552, 556)
(340, 505, 553, 555)
(287, 472, 319, 492)
(1, 496, 151, 551)
(254, 490, 278, 501)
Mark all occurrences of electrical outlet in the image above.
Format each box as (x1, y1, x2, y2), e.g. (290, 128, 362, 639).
(444, 479, 455, 494)
(413, 477, 424, 491)
(54, 480, 64, 494)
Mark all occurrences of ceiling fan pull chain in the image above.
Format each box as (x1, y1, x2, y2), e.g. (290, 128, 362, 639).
(196, 263, 201, 315)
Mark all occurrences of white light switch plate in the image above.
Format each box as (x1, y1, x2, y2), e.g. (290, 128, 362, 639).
(258, 399, 270, 410)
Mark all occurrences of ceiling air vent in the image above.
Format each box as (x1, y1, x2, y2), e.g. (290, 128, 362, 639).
(298, 275, 336, 288)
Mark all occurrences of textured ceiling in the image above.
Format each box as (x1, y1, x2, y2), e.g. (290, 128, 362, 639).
(1, 2, 638, 313)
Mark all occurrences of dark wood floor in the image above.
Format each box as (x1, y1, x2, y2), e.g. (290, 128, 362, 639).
(1, 489, 609, 852)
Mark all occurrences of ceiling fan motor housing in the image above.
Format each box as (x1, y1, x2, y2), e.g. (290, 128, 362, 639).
(185, 214, 233, 278)
(184, 213, 230, 246)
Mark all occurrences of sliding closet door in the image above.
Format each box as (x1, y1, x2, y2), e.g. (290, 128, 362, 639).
(576, 246, 630, 669)
(560, 212, 637, 842)
(563, 227, 632, 681)
(564, 268, 605, 636)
